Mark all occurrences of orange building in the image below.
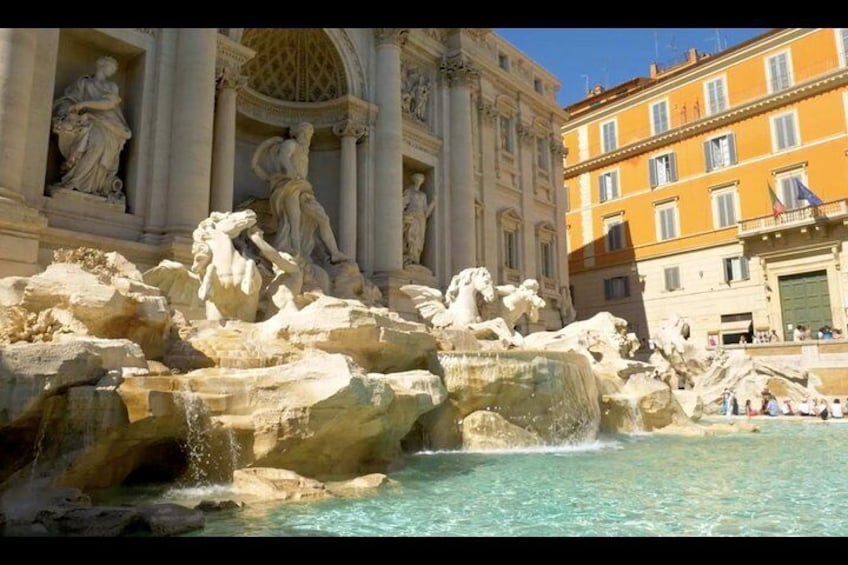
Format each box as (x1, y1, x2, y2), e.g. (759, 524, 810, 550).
(562, 28, 848, 346)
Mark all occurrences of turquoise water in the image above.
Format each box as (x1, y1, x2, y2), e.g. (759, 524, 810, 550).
(102, 418, 848, 536)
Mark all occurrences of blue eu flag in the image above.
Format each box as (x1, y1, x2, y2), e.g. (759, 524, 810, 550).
(794, 178, 823, 206)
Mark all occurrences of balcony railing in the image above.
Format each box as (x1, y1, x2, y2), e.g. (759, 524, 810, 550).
(738, 198, 848, 237)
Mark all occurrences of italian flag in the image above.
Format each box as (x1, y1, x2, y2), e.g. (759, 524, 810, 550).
(769, 182, 785, 217)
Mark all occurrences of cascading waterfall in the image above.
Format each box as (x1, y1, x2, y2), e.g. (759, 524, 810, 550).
(625, 396, 645, 433)
(435, 349, 601, 448)
(177, 381, 213, 485)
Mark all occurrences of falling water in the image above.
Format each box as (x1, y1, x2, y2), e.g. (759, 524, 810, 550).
(625, 396, 645, 433)
(29, 400, 56, 485)
(226, 427, 241, 474)
(177, 381, 213, 485)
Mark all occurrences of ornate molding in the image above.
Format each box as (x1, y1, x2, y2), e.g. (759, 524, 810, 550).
(216, 65, 248, 92)
(216, 33, 256, 69)
(549, 137, 567, 157)
(375, 28, 409, 47)
(564, 66, 848, 177)
(439, 53, 480, 86)
(516, 123, 535, 142)
(477, 99, 498, 123)
(402, 120, 443, 156)
(133, 28, 158, 38)
(422, 28, 447, 44)
(332, 118, 368, 141)
(237, 89, 376, 130)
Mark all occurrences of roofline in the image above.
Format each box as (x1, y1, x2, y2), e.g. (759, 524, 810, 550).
(562, 27, 784, 116)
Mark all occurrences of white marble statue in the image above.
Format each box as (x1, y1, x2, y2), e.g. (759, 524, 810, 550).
(492, 279, 547, 329)
(412, 76, 429, 122)
(144, 210, 300, 322)
(51, 56, 132, 202)
(402, 173, 435, 267)
(401, 266, 521, 346)
(401, 68, 429, 123)
(250, 122, 348, 264)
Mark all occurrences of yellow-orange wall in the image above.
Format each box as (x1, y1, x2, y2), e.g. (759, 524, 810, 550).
(564, 29, 848, 275)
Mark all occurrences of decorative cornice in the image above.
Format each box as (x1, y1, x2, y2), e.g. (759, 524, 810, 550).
(439, 53, 480, 86)
(332, 118, 368, 141)
(477, 99, 498, 122)
(216, 33, 256, 69)
(237, 90, 377, 129)
(564, 67, 848, 178)
(516, 123, 535, 142)
(375, 28, 409, 47)
(133, 28, 158, 38)
(402, 120, 443, 156)
(215, 65, 248, 92)
(549, 137, 568, 157)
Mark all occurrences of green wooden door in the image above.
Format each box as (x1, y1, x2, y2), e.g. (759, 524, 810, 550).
(778, 270, 831, 340)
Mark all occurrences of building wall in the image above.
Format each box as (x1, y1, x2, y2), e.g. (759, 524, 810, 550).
(563, 28, 848, 344)
(0, 27, 572, 330)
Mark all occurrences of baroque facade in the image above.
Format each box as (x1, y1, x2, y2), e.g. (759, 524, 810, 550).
(562, 28, 848, 346)
(0, 28, 572, 330)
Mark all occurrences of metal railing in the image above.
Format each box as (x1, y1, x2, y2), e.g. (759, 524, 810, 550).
(738, 198, 848, 236)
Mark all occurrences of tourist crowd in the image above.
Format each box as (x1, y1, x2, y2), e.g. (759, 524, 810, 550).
(720, 388, 846, 420)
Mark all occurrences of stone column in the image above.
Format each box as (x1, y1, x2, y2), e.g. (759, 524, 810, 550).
(0, 29, 36, 204)
(210, 65, 247, 213)
(333, 118, 367, 261)
(372, 28, 408, 273)
(442, 53, 479, 274)
(0, 29, 47, 276)
(165, 28, 218, 237)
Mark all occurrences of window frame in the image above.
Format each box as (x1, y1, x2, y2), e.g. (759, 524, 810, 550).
(603, 214, 625, 252)
(654, 200, 680, 242)
(598, 169, 620, 203)
(770, 110, 800, 153)
(775, 167, 808, 210)
(835, 28, 848, 68)
(604, 275, 630, 300)
(664, 265, 682, 292)
(650, 98, 670, 136)
(704, 132, 738, 172)
(499, 114, 515, 155)
(711, 185, 740, 230)
(765, 49, 794, 94)
(600, 118, 618, 154)
(703, 74, 728, 116)
(722, 255, 750, 283)
(649, 151, 678, 188)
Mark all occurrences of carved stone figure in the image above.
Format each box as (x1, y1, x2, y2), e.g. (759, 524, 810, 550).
(412, 76, 429, 122)
(490, 279, 547, 330)
(401, 266, 521, 346)
(251, 122, 348, 264)
(401, 267, 496, 329)
(51, 56, 132, 203)
(402, 173, 434, 267)
(401, 68, 430, 123)
(144, 210, 299, 323)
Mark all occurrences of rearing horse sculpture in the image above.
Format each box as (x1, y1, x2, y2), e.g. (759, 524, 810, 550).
(401, 267, 496, 329)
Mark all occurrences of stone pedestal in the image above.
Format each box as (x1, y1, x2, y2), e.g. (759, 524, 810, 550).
(0, 197, 48, 277)
(372, 266, 438, 323)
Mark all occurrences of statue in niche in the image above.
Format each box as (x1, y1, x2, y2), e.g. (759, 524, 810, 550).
(402, 173, 434, 267)
(51, 56, 132, 203)
(251, 122, 348, 264)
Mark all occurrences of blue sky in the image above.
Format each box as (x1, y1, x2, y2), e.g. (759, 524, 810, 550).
(495, 28, 771, 107)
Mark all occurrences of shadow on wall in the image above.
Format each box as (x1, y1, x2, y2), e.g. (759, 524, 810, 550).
(567, 219, 649, 341)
